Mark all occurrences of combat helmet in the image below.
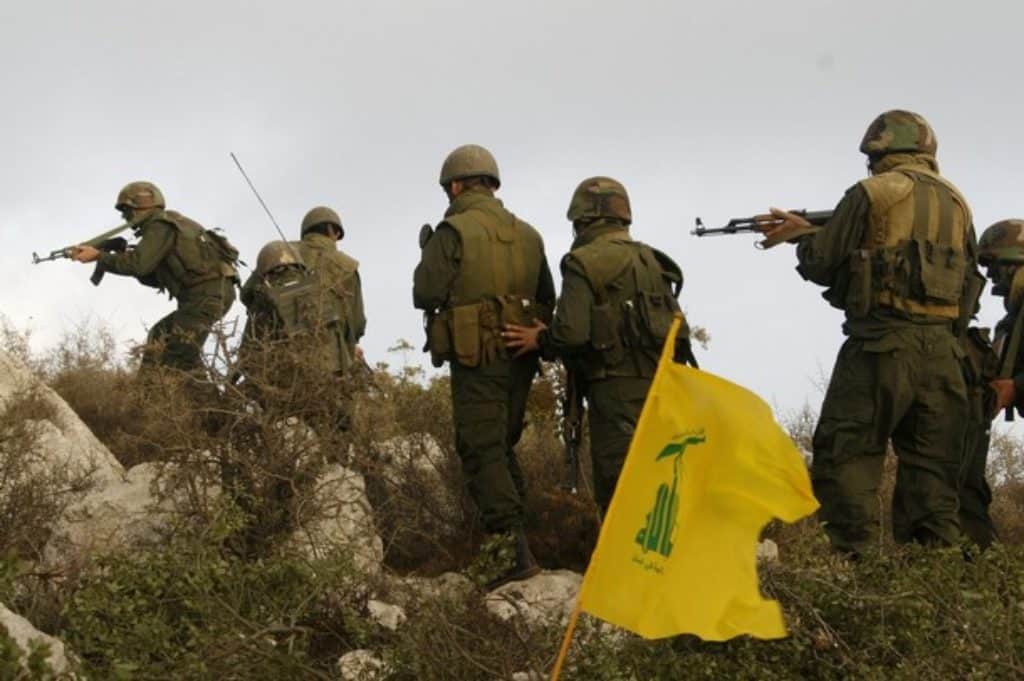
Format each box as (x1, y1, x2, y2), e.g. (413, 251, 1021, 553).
(566, 176, 632, 225)
(115, 181, 165, 211)
(859, 110, 937, 158)
(256, 241, 305, 276)
(439, 144, 500, 188)
(978, 220, 1024, 266)
(300, 206, 344, 238)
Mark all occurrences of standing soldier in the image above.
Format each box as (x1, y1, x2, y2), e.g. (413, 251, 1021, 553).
(71, 181, 238, 373)
(963, 218, 1024, 547)
(294, 206, 366, 368)
(413, 144, 555, 589)
(763, 110, 979, 555)
(502, 177, 696, 515)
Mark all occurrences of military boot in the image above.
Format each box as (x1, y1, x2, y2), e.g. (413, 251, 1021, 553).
(485, 528, 541, 591)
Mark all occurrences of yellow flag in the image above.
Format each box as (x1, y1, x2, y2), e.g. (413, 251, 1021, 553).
(576, 316, 819, 641)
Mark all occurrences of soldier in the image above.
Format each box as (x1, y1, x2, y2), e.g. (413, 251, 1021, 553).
(238, 241, 348, 386)
(962, 218, 1024, 548)
(413, 144, 556, 589)
(763, 110, 979, 555)
(241, 206, 364, 374)
(71, 181, 238, 373)
(502, 177, 696, 515)
(295, 206, 366, 367)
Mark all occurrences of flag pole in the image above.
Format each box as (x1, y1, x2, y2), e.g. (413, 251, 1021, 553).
(550, 601, 582, 681)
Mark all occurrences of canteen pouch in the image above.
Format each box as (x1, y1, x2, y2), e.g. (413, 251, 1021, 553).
(426, 311, 452, 367)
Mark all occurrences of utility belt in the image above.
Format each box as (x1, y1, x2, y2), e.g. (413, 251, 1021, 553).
(426, 296, 552, 368)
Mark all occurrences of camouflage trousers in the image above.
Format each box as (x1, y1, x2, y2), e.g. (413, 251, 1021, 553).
(587, 376, 653, 514)
(812, 326, 968, 554)
(141, 278, 236, 374)
(450, 356, 537, 533)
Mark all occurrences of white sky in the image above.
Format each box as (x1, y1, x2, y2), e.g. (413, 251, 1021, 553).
(2, 0, 1022, 423)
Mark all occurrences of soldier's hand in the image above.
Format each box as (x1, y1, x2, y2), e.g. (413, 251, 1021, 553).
(990, 378, 1016, 414)
(502, 320, 547, 358)
(70, 245, 101, 263)
(758, 207, 815, 249)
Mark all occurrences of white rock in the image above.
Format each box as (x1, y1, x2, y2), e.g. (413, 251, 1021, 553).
(287, 464, 384, 573)
(372, 434, 461, 521)
(757, 539, 780, 564)
(485, 570, 582, 627)
(511, 672, 544, 681)
(0, 351, 123, 485)
(337, 649, 388, 680)
(0, 602, 72, 675)
(387, 571, 475, 608)
(367, 599, 407, 631)
(46, 462, 167, 567)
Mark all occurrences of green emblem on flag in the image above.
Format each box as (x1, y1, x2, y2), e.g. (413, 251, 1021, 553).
(635, 432, 706, 557)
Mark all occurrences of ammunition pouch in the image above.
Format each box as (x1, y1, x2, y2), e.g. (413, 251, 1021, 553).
(916, 240, 967, 304)
(425, 311, 452, 368)
(451, 304, 482, 368)
(844, 249, 873, 318)
(432, 296, 547, 368)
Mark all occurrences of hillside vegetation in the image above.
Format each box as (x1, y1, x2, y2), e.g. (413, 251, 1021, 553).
(1, 318, 1023, 679)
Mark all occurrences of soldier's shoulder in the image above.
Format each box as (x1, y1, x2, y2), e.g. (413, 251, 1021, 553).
(858, 171, 914, 209)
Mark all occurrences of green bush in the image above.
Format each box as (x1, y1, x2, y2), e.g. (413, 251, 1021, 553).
(62, 539, 370, 680)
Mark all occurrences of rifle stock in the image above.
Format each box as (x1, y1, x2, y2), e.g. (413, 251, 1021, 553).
(561, 369, 584, 495)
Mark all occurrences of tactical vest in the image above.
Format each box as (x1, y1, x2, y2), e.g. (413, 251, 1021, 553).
(293, 235, 360, 349)
(155, 211, 239, 297)
(245, 266, 349, 375)
(430, 195, 550, 367)
(849, 166, 971, 320)
(568, 229, 683, 380)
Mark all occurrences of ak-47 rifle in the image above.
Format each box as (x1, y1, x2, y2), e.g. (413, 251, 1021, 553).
(32, 223, 133, 285)
(692, 209, 833, 248)
(561, 370, 584, 495)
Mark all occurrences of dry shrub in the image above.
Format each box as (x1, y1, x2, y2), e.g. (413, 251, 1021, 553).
(0, 388, 94, 562)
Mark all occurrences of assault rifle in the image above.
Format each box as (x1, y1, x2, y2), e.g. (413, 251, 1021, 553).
(32, 223, 133, 285)
(692, 209, 833, 248)
(561, 370, 584, 495)
(996, 305, 1024, 422)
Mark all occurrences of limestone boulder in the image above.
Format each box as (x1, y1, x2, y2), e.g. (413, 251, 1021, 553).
(0, 602, 74, 676)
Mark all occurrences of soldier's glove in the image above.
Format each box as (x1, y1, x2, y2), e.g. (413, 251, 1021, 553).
(758, 208, 821, 249)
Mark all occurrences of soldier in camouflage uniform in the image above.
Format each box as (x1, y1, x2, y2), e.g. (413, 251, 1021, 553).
(413, 144, 555, 588)
(764, 111, 979, 555)
(71, 181, 238, 373)
(503, 177, 695, 514)
(962, 218, 1024, 548)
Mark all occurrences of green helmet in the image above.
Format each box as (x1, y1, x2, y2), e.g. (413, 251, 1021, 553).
(256, 241, 305, 276)
(978, 220, 1024, 266)
(859, 110, 937, 158)
(300, 206, 344, 238)
(566, 176, 632, 225)
(439, 144, 501, 188)
(115, 181, 165, 211)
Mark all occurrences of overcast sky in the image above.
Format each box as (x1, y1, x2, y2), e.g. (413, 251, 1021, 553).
(3, 0, 1022, 424)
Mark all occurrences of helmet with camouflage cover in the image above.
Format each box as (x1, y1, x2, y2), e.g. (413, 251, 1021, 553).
(256, 241, 305, 276)
(439, 144, 501, 188)
(566, 176, 632, 225)
(978, 220, 1024, 266)
(115, 181, 165, 211)
(859, 110, 937, 158)
(300, 206, 344, 238)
